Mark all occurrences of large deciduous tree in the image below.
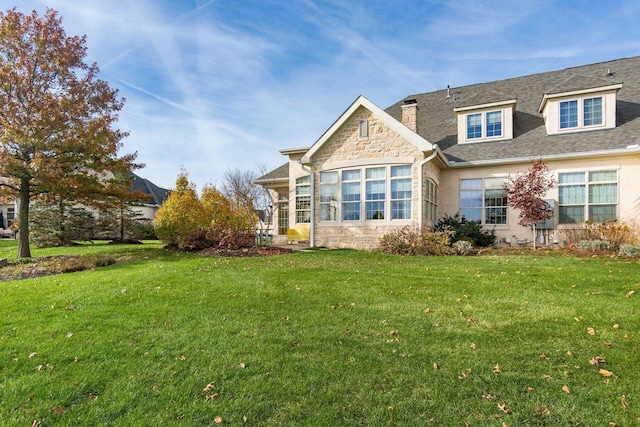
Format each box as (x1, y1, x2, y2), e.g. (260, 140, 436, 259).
(0, 8, 138, 257)
(504, 159, 555, 249)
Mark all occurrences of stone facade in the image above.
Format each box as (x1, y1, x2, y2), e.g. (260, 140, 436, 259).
(307, 106, 435, 249)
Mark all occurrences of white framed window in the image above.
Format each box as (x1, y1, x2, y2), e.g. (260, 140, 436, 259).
(319, 171, 338, 221)
(558, 170, 617, 224)
(425, 179, 438, 222)
(295, 176, 311, 223)
(358, 119, 368, 138)
(277, 193, 289, 235)
(460, 177, 507, 224)
(7, 206, 15, 227)
(317, 165, 413, 223)
(465, 110, 502, 140)
(560, 96, 603, 130)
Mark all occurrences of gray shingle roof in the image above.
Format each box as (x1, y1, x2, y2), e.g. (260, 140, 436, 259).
(130, 173, 169, 206)
(256, 162, 289, 184)
(385, 56, 640, 165)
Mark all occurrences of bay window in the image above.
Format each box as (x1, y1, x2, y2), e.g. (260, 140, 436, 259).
(558, 170, 617, 223)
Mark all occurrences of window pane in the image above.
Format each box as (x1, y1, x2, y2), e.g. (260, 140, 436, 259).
(366, 202, 385, 220)
(391, 200, 411, 219)
(320, 204, 337, 221)
(391, 165, 411, 177)
(342, 169, 360, 181)
(366, 167, 385, 179)
(320, 171, 337, 183)
(391, 178, 411, 199)
(486, 111, 502, 137)
(342, 182, 360, 202)
(467, 113, 482, 139)
(589, 205, 616, 222)
(584, 97, 602, 126)
(589, 170, 616, 182)
(485, 207, 507, 224)
(296, 176, 310, 185)
(320, 184, 337, 202)
(485, 189, 507, 207)
(559, 206, 584, 223)
(460, 179, 482, 189)
(366, 180, 385, 200)
(559, 172, 585, 184)
(559, 185, 585, 204)
(461, 208, 482, 222)
(343, 203, 360, 221)
(484, 177, 505, 189)
(589, 183, 617, 204)
(460, 190, 482, 208)
(560, 100, 578, 128)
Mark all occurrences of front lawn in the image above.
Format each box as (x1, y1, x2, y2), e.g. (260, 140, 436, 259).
(1, 243, 638, 425)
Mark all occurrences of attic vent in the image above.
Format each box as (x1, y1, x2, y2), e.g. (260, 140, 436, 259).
(606, 68, 613, 77)
(404, 99, 417, 105)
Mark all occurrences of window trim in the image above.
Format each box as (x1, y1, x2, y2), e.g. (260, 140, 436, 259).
(295, 176, 311, 224)
(558, 96, 604, 131)
(317, 164, 413, 224)
(459, 177, 508, 225)
(558, 170, 618, 224)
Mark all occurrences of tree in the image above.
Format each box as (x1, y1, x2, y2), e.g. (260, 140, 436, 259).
(153, 172, 207, 247)
(0, 8, 138, 257)
(504, 159, 555, 249)
(99, 173, 153, 242)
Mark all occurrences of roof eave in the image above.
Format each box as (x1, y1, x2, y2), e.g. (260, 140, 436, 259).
(447, 145, 640, 168)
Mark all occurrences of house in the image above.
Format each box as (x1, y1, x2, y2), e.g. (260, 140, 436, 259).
(257, 56, 640, 250)
(0, 173, 168, 238)
(129, 173, 170, 219)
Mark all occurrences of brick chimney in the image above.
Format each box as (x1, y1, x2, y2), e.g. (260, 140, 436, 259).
(401, 99, 418, 132)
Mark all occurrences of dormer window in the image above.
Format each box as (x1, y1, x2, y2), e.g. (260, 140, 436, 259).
(559, 97, 603, 129)
(539, 84, 621, 135)
(455, 100, 514, 144)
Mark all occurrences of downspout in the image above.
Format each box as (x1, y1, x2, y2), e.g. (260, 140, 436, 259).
(299, 162, 315, 247)
(418, 145, 441, 230)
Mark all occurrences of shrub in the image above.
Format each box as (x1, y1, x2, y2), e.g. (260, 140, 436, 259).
(180, 225, 255, 252)
(559, 220, 640, 249)
(578, 240, 613, 251)
(379, 227, 452, 256)
(619, 244, 640, 257)
(434, 213, 496, 247)
(452, 240, 474, 256)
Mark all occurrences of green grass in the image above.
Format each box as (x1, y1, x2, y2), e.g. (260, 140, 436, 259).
(1, 243, 639, 426)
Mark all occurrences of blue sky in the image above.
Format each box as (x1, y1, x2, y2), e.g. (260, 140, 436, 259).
(15, 0, 640, 190)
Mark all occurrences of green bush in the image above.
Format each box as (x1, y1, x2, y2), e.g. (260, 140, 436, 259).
(379, 227, 452, 256)
(618, 244, 640, 257)
(578, 240, 613, 251)
(434, 213, 496, 247)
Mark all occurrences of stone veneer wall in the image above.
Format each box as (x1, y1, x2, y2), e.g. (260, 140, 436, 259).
(311, 106, 439, 250)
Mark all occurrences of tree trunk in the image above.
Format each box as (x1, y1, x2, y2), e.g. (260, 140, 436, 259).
(119, 203, 125, 240)
(17, 178, 31, 258)
(532, 223, 537, 251)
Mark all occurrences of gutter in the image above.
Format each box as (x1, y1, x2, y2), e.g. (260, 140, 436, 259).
(299, 162, 315, 248)
(446, 145, 640, 168)
(418, 144, 446, 230)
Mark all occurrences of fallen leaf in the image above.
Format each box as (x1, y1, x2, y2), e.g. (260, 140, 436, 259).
(527, 387, 535, 392)
(589, 356, 606, 365)
(29, 352, 37, 359)
(566, 351, 574, 357)
(433, 363, 438, 370)
(424, 308, 431, 313)
(66, 332, 73, 338)
(214, 416, 223, 424)
(458, 368, 472, 379)
(89, 393, 98, 400)
(543, 374, 552, 379)
(206, 393, 219, 401)
(562, 385, 571, 394)
(626, 290, 635, 298)
(482, 394, 495, 401)
(497, 403, 509, 413)
(534, 405, 551, 416)
(179, 354, 186, 360)
(239, 362, 246, 369)
(203, 383, 215, 393)
(389, 329, 398, 336)
(470, 343, 477, 350)
(466, 317, 476, 323)
(622, 395, 628, 411)
(613, 324, 619, 329)
(32, 421, 41, 427)
(587, 327, 596, 336)
(599, 368, 614, 377)
(604, 343, 615, 348)
(243, 415, 248, 422)
(492, 364, 501, 374)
